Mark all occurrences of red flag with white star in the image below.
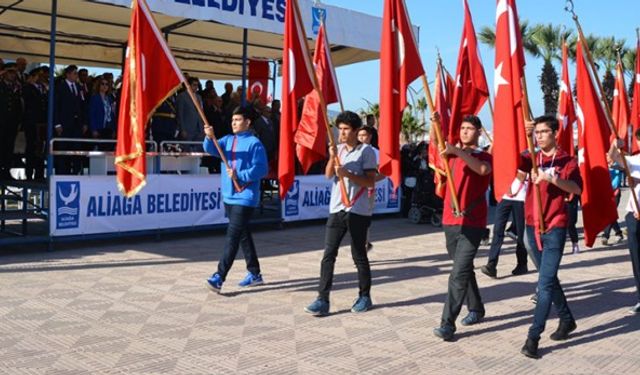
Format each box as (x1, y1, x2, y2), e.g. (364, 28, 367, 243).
(492, 0, 528, 201)
(557, 41, 577, 156)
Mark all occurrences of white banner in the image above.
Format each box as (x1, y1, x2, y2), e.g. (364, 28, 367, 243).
(50, 175, 227, 236)
(95, 0, 398, 53)
(282, 175, 401, 222)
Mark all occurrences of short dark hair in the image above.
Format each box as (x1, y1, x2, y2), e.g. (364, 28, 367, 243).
(232, 106, 253, 121)
(187, 77, 199, 86)
(64, 65, 78, 75)
(78, 68, 88, 74)
(335, 110, 362, 129)
(358, 125, 375, 136)
(462, 114, 482, 129)
(533, 115, 559, 132)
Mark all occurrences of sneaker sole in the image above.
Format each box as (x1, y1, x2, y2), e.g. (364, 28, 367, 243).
(239, 280, 264, 288)
(205, 281, 222, 294)
(351, 305, 372, 313)
(304, 307, 328, 316)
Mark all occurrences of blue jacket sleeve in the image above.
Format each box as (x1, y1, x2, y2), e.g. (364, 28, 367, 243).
(89, 95, 101, 132)
(237, 141, 268, 184)
(203, 136, 226, 158)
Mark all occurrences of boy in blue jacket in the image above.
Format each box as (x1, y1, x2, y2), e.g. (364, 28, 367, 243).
(203, 106, 268, 292)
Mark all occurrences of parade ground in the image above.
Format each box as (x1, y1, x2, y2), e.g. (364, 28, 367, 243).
(1, 202, 639, 374)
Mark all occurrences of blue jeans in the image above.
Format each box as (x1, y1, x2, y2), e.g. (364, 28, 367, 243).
(216, 204, 260, 281)
(526, 226, 574, 340)
(487, 199, 527, 268)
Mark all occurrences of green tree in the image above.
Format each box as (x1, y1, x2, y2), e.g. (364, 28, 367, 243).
(594, 36, 626, 106)
(622, 47, 637, 99)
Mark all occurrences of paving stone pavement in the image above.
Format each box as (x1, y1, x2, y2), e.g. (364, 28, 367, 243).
(1, 209, 640, 374)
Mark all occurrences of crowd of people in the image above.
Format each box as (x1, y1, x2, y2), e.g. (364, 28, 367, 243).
(0, 58, 283, 179)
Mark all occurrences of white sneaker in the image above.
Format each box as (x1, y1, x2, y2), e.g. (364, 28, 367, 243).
(628, 302, 640, 315)
(572, 242, 580, 254)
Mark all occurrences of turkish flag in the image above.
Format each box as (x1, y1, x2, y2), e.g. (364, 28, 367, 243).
(448, 0, 489, 145)
(278, 0, 315, 198)
(379, 0, 424, 189)
(429, 61, 454, 199)
(296, 23, 341, 174)
(612, 59, 631, 151)
(248, 59, 270, 105)
(632, 39, 640, 153)
(116, 0, 183, 197)
(557, 41, 577, 156)
(492, 0, 528, 201)
(575, 40, 618, 248)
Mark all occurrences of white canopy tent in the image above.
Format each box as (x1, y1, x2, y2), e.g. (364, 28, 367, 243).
(0, 0, 415, 79)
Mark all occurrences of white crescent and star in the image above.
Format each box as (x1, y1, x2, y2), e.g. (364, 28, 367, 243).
(494, 62, 509, 94)
(288, 49, 296, 94)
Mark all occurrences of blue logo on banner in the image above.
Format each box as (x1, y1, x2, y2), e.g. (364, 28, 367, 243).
(285, 180, 300, 216)
(56, 181, 80, 229)
(312, 7, 326, 35)
(387, 180, 399, 209)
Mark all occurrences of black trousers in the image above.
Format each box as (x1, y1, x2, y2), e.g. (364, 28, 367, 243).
(603, 193, 623, 238)
(567, 196, 579, 244)
(441, 225, 485, 329)
(318, 211, 372, 301)
(487, 199, 527, 268)
(216, 204, 260, 281)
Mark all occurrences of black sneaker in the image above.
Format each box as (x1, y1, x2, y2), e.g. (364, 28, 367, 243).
(521, 338, 540, 359)
(549, 320, 577, 341)
(481, 264, 497, 278)
(460, 311, 484, 326)
(511, 265, 528, 276)
(433, 326, 455, 341)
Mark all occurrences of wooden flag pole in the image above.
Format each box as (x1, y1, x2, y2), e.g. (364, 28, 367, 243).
(187, 83, 242, 192)
(292, 0, 351, 205)
(566, 0, 640, 212)
(319, 19, 344, 113)
(521, 74, 546, 233)
(422, 71, 461, 216)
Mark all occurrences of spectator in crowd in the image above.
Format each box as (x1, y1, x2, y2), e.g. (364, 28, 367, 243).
(22, 67, 48, 180)
(203, 80, 216, 98)
(54, 64, 87, 174)
(0, 63, 23, 180)
(15, 57, 27, 85)
(151, 96, 179, 150)
(204, 94, 230, 139)
(89, 77, 116, 148)
(176, 77, 204, 150)
(78, 68, 90, 99)
(221, 82, 233, 110)
(251, 104, 276, 162)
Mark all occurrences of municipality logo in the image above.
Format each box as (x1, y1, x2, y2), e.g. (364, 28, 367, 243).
(284, 180, 300, 216)
(56, 181, 80, 229)
(311, 7, 326, 35)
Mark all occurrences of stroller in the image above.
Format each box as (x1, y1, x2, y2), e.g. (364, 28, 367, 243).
(401, 142, 443, 226)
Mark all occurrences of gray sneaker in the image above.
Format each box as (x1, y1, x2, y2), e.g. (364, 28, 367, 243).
(351, 296, 373, 313)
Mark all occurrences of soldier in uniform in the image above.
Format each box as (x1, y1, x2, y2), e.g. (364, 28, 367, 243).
(0, 63, 23, 180)
(151, 96, 179, 151)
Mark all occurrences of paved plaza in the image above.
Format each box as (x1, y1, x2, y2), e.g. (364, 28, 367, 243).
(1, 207, 640, 374)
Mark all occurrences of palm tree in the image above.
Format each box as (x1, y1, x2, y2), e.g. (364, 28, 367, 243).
(401, 106, 424, 144)
(622, 47, 637, 99)
(529, 24, 573, 114)
(478, 20, 540, 56)
(415, 97, 428, 130)
(594, 36, 626, 106)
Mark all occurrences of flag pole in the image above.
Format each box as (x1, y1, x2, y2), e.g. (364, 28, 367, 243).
(566, 0, 640, 212)
(292, 0, 350, 205)
(521, 73, 546, 233)
(320, 19, 344, 113)
(422, 71, 461, 216)
(186, 84, 242, 192)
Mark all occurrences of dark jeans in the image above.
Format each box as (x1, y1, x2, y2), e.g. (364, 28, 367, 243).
(526, 226, 574, 341)
(487, 199, 527, 268)
(567, 196, 579, 244)
(318, 211, 372, 301)
(624, 212, 640, 302)
(603, 193, 622, 238)
(441, 225, 485, 329)
(216, 203, 260, 280)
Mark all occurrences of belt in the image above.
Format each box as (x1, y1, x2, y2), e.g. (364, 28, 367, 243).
(153, 113, 176, 119)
